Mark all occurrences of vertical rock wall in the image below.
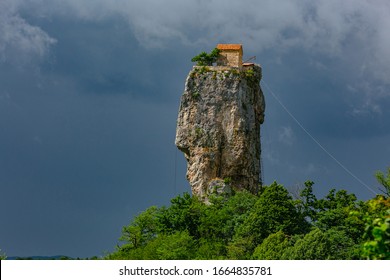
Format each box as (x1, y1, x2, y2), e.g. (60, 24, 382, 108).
(175, 65, 265, 200)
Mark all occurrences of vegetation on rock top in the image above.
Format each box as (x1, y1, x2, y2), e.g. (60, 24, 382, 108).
(191, 48, 221, 66)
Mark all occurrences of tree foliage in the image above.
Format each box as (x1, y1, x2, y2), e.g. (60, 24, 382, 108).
(282, 228, 357, 260)
(191, 48, 221, 66)
(119, 206, 160, 249)
(252, 231, 289, 260)
(375, 167, 390, 197)
(0, 249, 6, 260)
(360, 196, 390, 259)
(106, 178, 390, 260)
(229, 182, 310, 258)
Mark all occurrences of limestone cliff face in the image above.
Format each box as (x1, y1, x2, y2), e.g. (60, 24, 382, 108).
(175, 65, 265, 200)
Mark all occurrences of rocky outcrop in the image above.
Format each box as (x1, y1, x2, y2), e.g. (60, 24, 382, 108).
(175, 65, 265, 200)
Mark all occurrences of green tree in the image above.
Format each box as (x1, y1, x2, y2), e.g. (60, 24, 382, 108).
(282, 228, 357, 260)
(140, 231, 196, 260)
(314, 188, 365, 243)
(194, 191, 257, 259)
(229, 182, 309, 258)
(199, 191, 257, 242)
(360, 196, 390, 260)
(252, 231, 290, 260)
(158, 193, 205, 238)
(119, 206, 160, 249)
(0, 249, 6, 260)
(191, 48, 221, 66)
(297, 180, 318, 221)
(375, 167, 390, 197)
(195, 239, 226, 259)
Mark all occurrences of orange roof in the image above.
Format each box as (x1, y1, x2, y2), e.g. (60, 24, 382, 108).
(217, 44, 242, 51)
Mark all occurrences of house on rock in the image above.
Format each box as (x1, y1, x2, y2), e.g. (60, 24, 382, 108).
(216, 44, 243, 68)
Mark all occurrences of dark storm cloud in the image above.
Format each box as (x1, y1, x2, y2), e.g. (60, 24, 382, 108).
(88, 0, 390, 117)
(5, 0, 390, 101)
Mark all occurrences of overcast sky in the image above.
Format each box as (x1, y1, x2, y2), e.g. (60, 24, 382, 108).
(1, 0, 389, 258)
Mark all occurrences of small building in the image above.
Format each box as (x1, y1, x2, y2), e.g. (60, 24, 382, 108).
(216, 44, 243, 68)
(242, 62, 255, 70)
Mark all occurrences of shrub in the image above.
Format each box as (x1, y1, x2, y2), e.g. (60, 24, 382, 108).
(191, 48, 221, 66)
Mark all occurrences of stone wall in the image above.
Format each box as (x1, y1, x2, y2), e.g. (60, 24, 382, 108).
(217, 50, 243, 68)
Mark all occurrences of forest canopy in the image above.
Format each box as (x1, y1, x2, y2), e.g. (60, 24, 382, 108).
(105, 170, 390, 260)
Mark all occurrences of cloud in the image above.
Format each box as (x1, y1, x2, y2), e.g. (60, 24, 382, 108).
(289, 162, 318, 177)
(46, 3, 390, 75)
(14, 1, 386, 51)
(9, 1, 390, 60)
(346, 82, 385, 116)
(0, 0, 57, 65)
(5, 0, 390, 112)
(263, 148, 280, 166)
(278, 126, 295, 146)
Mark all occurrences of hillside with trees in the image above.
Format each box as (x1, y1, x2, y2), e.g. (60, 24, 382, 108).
(2, 170, 388, 260)
(105, 169, 390, 260)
